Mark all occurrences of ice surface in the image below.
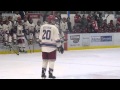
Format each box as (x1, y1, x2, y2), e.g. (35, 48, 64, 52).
(0, 48, 120, 79)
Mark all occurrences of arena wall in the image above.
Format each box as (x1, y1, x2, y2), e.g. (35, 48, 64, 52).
(0, 13, 119, 54)
(1, 33, 120, 54)
(67, 33, 120, 51)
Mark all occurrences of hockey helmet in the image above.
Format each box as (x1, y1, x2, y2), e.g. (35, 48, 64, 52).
(47, 15, 55, 24)
(17, 17, 21, 21)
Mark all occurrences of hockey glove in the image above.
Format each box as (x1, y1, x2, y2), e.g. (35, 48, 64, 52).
(57, 45, 64, 54)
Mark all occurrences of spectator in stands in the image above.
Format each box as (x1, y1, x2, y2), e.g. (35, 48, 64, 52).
(108, 20, 114, 28)
(67, 17, 72, 33)
(92, 12, 98, 21)
(98, 25, 102, 33)
(87, 13, 92, 23)
(116, 18, 120, 28)
(75, 25, 81, 33)
(91, 17, 98, 33)
(97, 16, 103, 27)
(74, 12, 81, 27)
(98, 11, 102, 18)
(102, 19, 108, 28)
(117, 25, 120, 32)
(87, 21, 92, 33)
(72, 26, 76, 33)
(81, 15, 88, 30)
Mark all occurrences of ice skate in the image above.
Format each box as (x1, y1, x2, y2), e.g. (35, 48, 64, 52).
(41, 68, 46, 79)
(48, 69, 56, 79)
(41, 74, 46, 79)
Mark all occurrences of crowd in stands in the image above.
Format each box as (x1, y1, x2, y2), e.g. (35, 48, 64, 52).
(67, 12, 120, 33)
(1, 11, 120, 34)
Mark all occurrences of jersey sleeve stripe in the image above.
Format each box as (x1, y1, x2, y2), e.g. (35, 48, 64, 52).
(41, 43, 56, 47)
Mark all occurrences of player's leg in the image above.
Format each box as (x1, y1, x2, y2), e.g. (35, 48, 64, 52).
(41, 52, 48, 78)
(13, 33, 17, 45)
(35, 32, 39, 42)
(4, 33, 8, 46)
(8, 34, 12, 46)
(48, 50, 56, 78)
(29, 33, 33, 44)
(21, 37, 26, 52)
(17, 37, 22, 52)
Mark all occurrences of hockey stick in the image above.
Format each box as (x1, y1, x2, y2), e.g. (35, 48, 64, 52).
(9, 44, 19, 55)
(0, 33, 19, 55)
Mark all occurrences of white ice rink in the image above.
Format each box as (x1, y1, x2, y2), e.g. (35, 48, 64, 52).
(0, 48, 120, 79)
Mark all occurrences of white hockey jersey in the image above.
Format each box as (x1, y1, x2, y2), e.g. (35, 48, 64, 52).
(13, 21, 18, 27)
(35, 25, 41, 32)
(0, 24, 3, 31)
(39, 24, 61, 52)
(28, 23, 35, 32)
(13, 14, 21, 21)
(60, 22, 68, 32)
(23, 21, 29, 30)
(3, 24, 10, 33)
(8, 21, 13, 30)
(55, 23, 59, 29)
(17, 25, 24, 37)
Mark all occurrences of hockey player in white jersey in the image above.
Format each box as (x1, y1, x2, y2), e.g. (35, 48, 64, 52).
(35, 20, 41, 42)
(23, 16, 30, 41)
(28, 19, 35, 45)
(23, 16, 29, 34)
(54, 17, 65, 47)
(13, 11, 21, 21)
(0, 21, 4, 43)
(8, 16, 17, 45)
(3, 20, 12, 46)
(17, 20, 26, 53)
(12, 17, 22, 45)
(39, 15, 64, 79)
(60, 17, 68, 33)
(0, 21, 3, 34)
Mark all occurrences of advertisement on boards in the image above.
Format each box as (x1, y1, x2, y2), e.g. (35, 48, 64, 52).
(101, 36, 112, 42)
(68, 34, 81, 47)
(90, 33, 113, 46)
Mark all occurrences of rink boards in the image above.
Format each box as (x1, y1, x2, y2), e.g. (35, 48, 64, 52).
(67, 33, 120, 50)
(1, 33, 120, 54)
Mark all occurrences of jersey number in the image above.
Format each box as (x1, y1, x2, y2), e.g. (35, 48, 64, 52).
(42, 30, 51, 40)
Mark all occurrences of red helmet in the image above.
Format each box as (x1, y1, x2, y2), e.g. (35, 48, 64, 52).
(18, 20, 22, 25)
(47, 15, 55, 23)
(17, 17, 21, 21)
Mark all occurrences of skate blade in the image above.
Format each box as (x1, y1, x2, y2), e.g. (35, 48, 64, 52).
(42, 77, 46, 79)
(48, 77, 56, 79)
